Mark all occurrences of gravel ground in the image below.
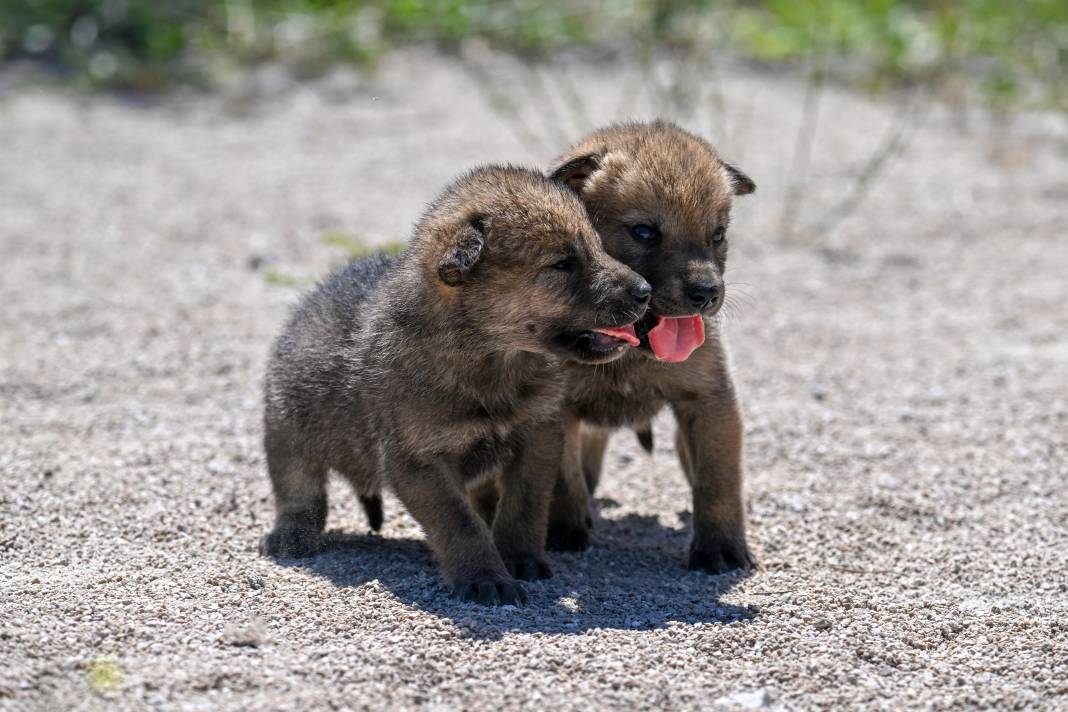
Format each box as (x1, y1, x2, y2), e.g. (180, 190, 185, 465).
(2, 51, 1067, 710)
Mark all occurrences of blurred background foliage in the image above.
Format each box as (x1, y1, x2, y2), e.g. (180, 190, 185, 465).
(2, 0, 1066, 112)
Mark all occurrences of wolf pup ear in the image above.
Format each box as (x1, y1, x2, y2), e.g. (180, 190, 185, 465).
(550, 154, 601, 194)
(437, 219, 485, 286)
(723, 162, 756, 196)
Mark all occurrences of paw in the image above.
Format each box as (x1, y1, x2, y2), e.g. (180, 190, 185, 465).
(546, 519, 591, 552)
(688, 536, 756, 575)
(260, 524, 321, 559)
(453, 576, 528, 607)
(504, 555, 552, 581)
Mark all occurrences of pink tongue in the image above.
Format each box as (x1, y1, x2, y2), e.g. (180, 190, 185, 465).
(647, 315, 705, 362)
(592, 324, 640, 347)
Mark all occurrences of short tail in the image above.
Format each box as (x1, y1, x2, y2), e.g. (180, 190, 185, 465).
(635, 427, 654, 453)
(359, 494, 384, 532)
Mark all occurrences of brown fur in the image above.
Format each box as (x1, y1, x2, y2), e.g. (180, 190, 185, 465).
(261, 166, 650, 605)
(544, 121, 758, 573)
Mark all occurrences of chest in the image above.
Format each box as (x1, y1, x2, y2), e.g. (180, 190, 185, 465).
(391, 371, 562, 477)
(564, 355, 670, 427)
(453, 385, 562, 480)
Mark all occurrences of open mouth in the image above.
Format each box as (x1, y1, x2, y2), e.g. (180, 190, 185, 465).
(590, 324, 640, 350)
(554, 322, 640, 362)
(635, 312, 706, 363)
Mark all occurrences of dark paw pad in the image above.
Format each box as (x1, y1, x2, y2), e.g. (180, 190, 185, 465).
(260, 526, 321, 559)
(504, 556, 552, 581)
(546, 521, 591, 552)
(688, 538, 756, 575)
(454, 577, 528, 607)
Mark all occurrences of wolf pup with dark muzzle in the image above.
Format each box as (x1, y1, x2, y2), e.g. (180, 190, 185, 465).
(543, 121, 758, 574)
(261, 166, 650, 605)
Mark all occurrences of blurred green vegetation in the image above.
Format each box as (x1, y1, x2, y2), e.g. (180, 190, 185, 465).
(2, 0, 1066, 110)
(84, 657, 121, 694)
(321, 231, 406, 259)
(261, 233, 404, 288)
(731, 0, 1068, 110)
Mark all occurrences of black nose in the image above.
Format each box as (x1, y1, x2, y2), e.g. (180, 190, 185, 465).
(686, 282, 721, 309)
(630, 279, 653, 306)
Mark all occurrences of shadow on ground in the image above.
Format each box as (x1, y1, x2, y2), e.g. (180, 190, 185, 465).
(274, 508, 755, 638)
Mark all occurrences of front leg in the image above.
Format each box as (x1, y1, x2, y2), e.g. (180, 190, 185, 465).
(579, 423, 611, 493)
(672, 391, 756, 574)
(468, 478, 499, 526)
(546, 414, 594, 552)
(492, 421, 558, 581)
(384, 447, 526, 606)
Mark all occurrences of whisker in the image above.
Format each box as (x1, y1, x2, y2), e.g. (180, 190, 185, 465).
(713, 293, 750, 327)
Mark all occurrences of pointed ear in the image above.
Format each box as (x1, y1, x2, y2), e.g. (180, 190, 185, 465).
(549, 154, 601, 194)
(437, 219, 485, 286)
(723, 162, 756, 196)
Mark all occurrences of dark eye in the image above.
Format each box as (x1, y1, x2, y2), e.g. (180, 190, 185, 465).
(549, 256, 575, 272)
(629, 224, 658, 242)
(711, 227, 727, 243)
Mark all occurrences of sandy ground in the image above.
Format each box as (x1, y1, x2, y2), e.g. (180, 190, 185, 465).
(1, 51, 1067, 710)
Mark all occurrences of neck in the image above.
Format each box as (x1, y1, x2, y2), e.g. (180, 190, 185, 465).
(377, 262, 541, 402)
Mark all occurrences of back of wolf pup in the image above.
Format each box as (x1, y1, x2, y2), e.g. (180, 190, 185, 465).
(263, 253, 393, 549)
(545, 121, 758, 574)
(262, 165, 650, 605)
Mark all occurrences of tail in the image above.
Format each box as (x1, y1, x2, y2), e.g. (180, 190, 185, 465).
(359, 494, 384, 532)
(635, 427, 654, 453)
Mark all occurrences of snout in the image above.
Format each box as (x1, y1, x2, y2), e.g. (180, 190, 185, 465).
(549, 268, 650, 365)
(606, 272, 652, 322)
(630, 278, 653, 308)
(685, 281, 721, 312)
(649, 273, 724, 318)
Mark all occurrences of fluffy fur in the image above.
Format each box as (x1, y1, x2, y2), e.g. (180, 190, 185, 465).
(261, 165, 650, 604)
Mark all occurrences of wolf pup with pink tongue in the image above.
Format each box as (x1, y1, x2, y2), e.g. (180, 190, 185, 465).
(544, 121, 757, 572)
(262, 166, 650, 606)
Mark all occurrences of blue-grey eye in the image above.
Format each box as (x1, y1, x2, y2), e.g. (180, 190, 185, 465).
(550, 257, 575, 272)
(712, 227, 727, 243)
(630, 224, 658, 241)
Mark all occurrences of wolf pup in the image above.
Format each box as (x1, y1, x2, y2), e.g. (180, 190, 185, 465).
(545, 121, 758, 574)
(261, 166, 651, 605)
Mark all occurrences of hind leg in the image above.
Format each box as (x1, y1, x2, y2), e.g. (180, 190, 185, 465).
(262, 437, 327, 558)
